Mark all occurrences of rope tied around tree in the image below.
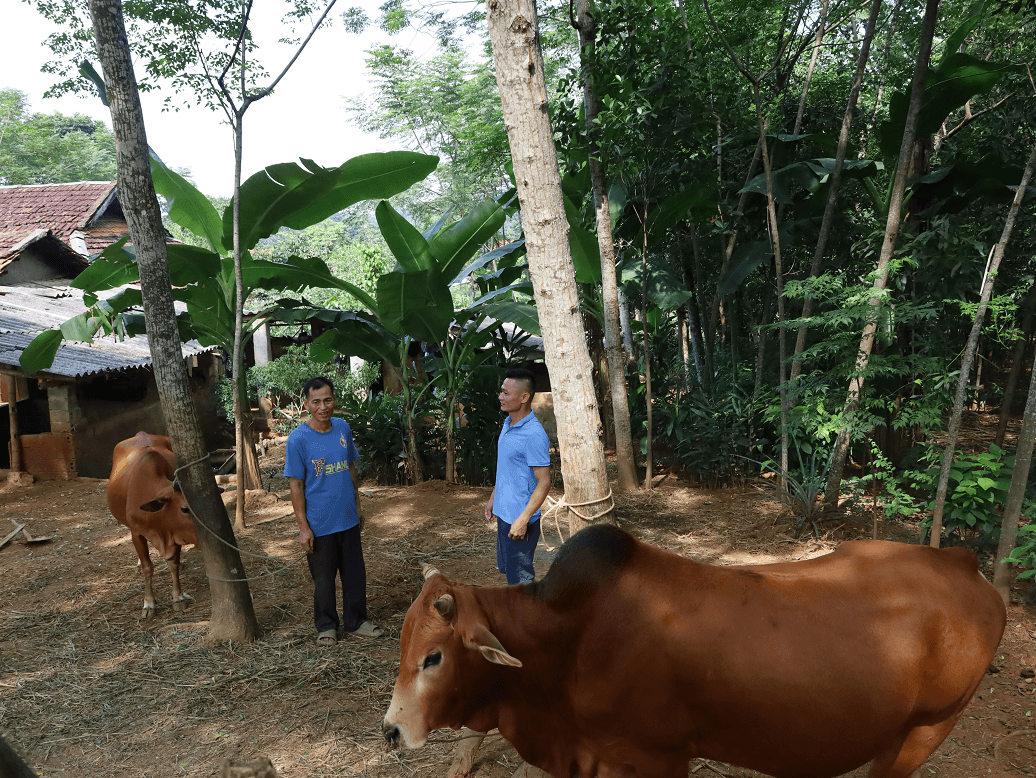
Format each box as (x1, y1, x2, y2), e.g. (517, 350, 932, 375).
(171, 451, 308, 582)
(539, 488, 615, 550)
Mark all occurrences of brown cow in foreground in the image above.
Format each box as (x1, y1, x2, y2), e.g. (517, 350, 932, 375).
(108, 433, 198, 618)
(383, 524, 1006, 778)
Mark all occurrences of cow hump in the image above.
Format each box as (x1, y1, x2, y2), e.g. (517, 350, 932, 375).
(528, 524, 636, 606)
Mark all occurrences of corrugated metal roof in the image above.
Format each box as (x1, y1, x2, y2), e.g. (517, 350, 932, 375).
(0, 279, 217, 378)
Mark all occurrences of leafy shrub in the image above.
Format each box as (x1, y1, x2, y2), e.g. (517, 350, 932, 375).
(1004, 521, 1036, 581)
(451, 369, 504, 486)
(756, 442, 832, 536)
(920, 444, 1014, 542)
(338, 392, 409, 485)
(653, 371, 761, 487)
(844, 440, 932, 520)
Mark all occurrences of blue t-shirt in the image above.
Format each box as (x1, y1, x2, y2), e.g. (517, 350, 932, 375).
(493, 412, 551, 525)
(284, 417, 360, 537)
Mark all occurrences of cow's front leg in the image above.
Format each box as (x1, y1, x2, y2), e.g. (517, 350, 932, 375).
(449, 729, 488, 778)
(166, 546, 192, 612)
(131, 534, 156, 619)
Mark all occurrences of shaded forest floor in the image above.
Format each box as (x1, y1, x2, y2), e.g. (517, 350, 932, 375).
(1, 437, 1034, 778)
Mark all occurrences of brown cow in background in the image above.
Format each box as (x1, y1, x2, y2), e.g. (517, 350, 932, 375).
(383, 524, 1006, 778)
(108, 433, 198, 618)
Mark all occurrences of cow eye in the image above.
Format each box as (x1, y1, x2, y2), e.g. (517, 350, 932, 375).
(181, 507, 191, 514)
(422, 652, 442, 670)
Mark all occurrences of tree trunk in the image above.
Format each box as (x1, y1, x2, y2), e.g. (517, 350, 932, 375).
(640, 199, 653, 490)
(6, 375, 22, 474)
(487, 0, 611, 532)
(993, 344, 1036, 605)
(824, 0, 941, 512)
(573, 0, 637, 491)
(754, 96, 790, 480)
(929, 141, 1036, 546)
(995, 277, 1036, 447)
(89, 0, 260, 644)
(791, 0, 883, 381)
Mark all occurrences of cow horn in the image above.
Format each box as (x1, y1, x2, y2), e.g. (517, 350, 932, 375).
(421, 563, 441, 580)
(433, 594, 456, 620)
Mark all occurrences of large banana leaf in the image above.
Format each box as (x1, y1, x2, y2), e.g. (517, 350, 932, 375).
(376, 269, 454, 343)
(242, 254, 377, 311)
(564, 195, 602, 284)
(308, 319, 399, 365)
(481, 300, 541, 336)
(450, 239, 526, 286)
(430, 198, 507, 283)
(376, 201, 435, 273)
(878, 54, 1021, 158)
(282, 152, 439, 231)
(228, 161, 344, 252)
(71, 238, 138, 292)
(150, 155, 224, 254)
(19, 331, 63, 375)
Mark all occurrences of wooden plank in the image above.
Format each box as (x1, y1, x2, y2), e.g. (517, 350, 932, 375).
(0, 521, 26, 551)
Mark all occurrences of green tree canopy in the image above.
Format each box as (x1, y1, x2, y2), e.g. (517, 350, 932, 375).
(0, 88, 117, 184)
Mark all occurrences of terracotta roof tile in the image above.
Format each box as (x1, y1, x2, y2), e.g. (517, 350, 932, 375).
(0, 182, 119, 258)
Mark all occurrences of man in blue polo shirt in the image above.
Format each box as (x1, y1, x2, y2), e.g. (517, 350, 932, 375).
(285, 376, 383, 646)
(484, 367, 552, 584)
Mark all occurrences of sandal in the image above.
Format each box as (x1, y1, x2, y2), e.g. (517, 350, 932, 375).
(348, 621, 385, 638)
(316, 629, 337, 646)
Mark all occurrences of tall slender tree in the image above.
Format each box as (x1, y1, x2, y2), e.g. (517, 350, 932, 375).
(486, 0, 611, 532)
(87, 0, 260, 644)
(571, 0, 638, 492)
(930, 140, 1036, 546)
(824, 0, 942, 512)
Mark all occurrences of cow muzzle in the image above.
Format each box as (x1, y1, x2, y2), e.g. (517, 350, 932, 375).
(383, 721, 402, 749)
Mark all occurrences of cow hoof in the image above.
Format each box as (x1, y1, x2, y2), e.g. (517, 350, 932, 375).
(141, 606, 156, 620)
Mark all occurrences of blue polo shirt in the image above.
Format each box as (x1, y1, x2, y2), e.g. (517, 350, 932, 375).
(284, 417, 360, 537)
(494, 412, 551, 525)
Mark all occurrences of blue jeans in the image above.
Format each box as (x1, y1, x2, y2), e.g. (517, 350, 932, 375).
(496, 517, 540, 585)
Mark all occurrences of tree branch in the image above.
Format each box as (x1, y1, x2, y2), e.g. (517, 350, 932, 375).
(249, 0, 338, 103)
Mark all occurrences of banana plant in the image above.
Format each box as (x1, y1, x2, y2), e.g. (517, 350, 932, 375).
(20, 150, 436, 371)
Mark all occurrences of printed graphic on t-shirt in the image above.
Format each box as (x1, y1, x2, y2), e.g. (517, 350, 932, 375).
(310, 456, 349, 478)
(340, 433, 347, 449)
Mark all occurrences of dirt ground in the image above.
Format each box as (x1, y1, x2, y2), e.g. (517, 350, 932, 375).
(1, 445, 1034, 778)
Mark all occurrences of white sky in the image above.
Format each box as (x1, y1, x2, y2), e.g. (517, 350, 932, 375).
(1, 0, 457, 197)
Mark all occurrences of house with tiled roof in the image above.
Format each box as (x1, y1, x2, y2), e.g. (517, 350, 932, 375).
(0, 181, 127, 282)
(0, 182, 223, 481)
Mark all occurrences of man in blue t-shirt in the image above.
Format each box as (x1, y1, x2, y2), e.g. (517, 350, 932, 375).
(484, 367, 552, 584)
(285, 377, 383, 646)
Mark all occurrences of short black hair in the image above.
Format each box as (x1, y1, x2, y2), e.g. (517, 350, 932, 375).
(303, 376, 335, 399)
(505, 367, 536, 400)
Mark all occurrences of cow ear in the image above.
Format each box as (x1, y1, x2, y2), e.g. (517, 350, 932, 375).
(433, 594, 455, 620)
(140, 497, 171, 512)
(465, 626, 522, 668)
(422, 563, 441, 579)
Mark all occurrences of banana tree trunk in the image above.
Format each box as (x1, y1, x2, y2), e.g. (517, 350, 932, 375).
(824, 0, 941, 512)
(487, 0, 611, 532)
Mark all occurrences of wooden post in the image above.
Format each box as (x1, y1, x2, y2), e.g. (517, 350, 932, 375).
(6, 375, 22, 473)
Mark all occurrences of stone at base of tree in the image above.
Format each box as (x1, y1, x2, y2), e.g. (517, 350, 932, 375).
(220, 756, 279, 778)
(5, 472, 33, 488)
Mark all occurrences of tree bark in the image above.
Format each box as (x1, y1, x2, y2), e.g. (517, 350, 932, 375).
(791, 0, 883, 381)
(824, 0, 941, 512)
(573, 0, 638, 491)
(995, 277, 1036, 447)
(89, 0, 260, 644)
(929, 140, 1036, 546)
(640, 198, 653, 489)
(993, 343, 1036, 604)
(487, 0, 611, 532)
